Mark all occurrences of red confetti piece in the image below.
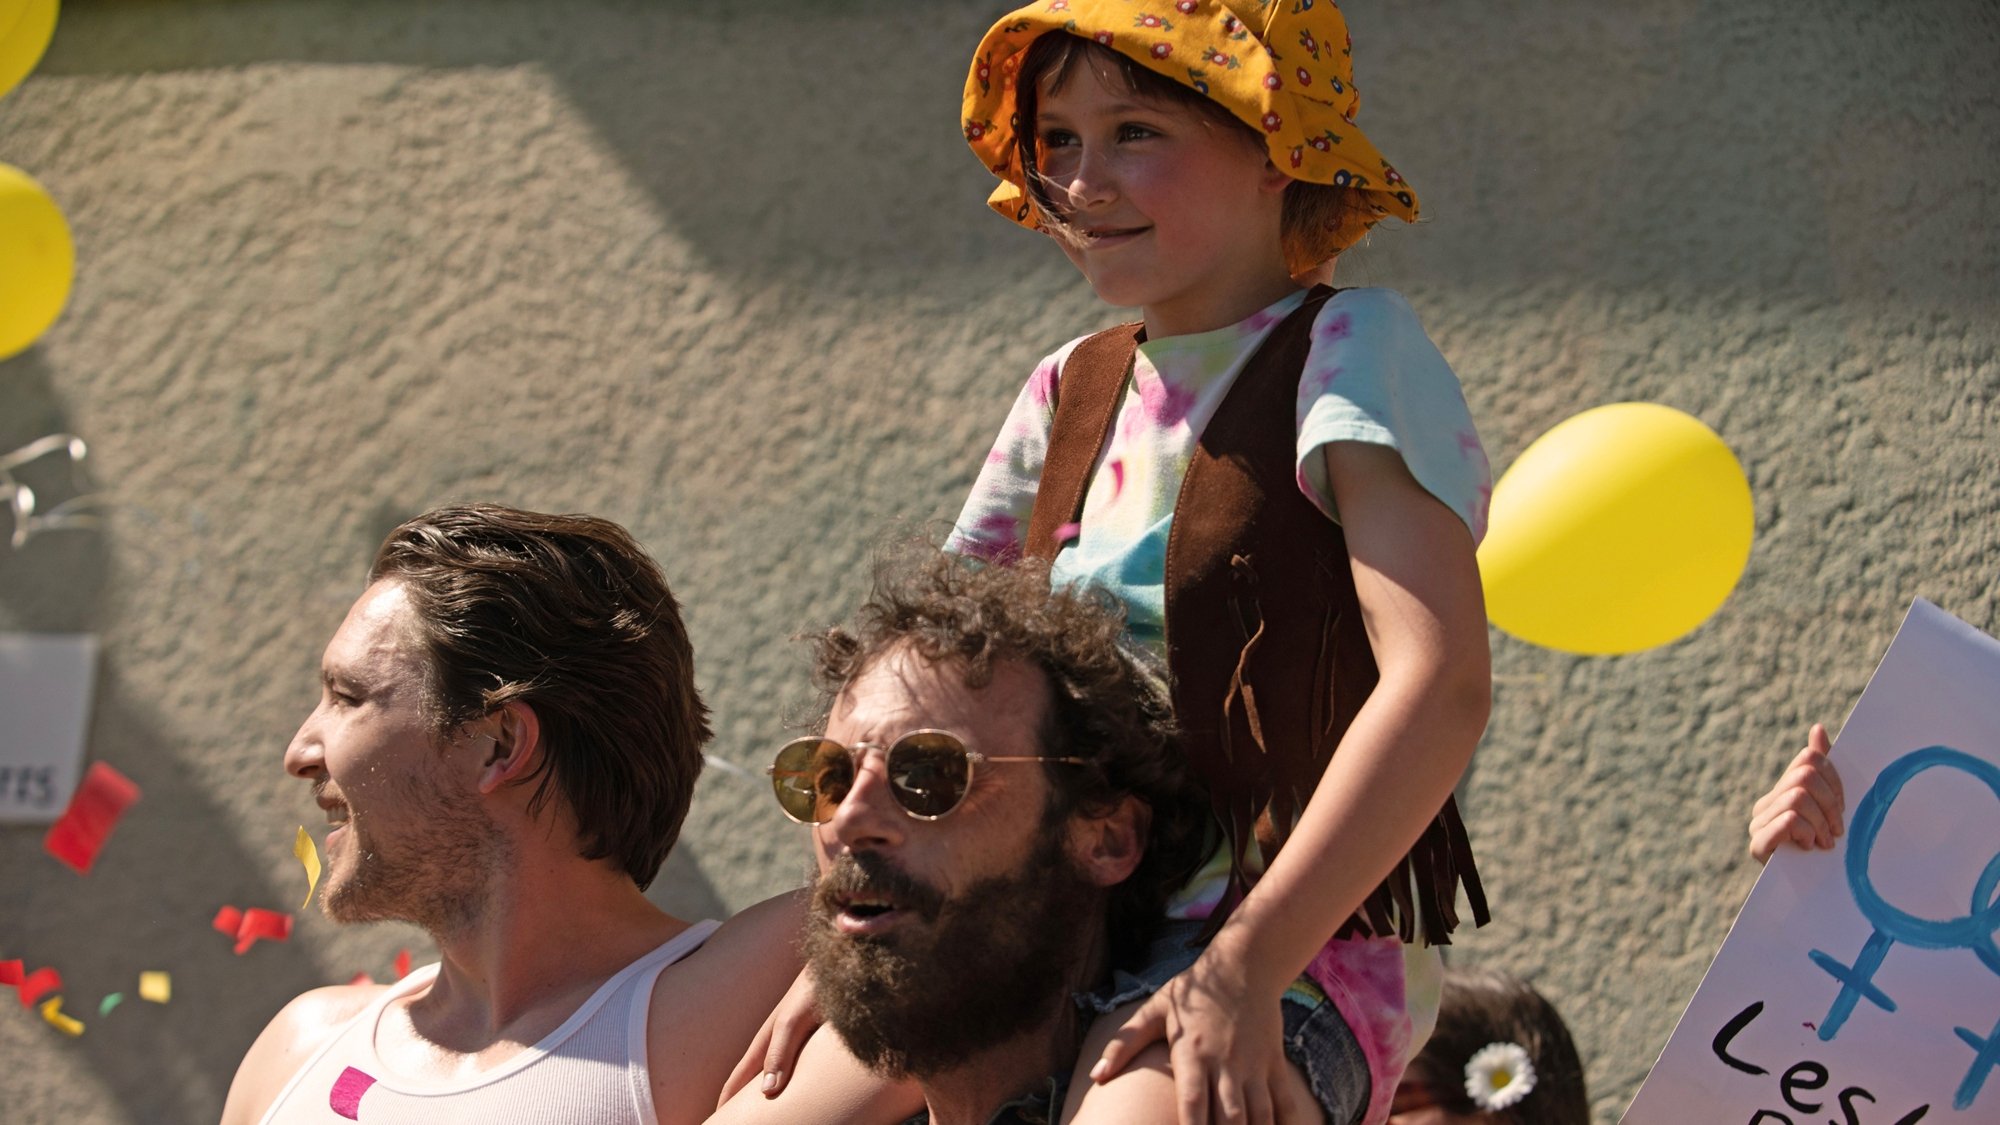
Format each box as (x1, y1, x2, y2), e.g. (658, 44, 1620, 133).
(43, 762, 141, 875)
(233, 908, 293, 955)
(329, 1066, 376, 1119)
(393, 949, 411, 980)
(0, 960, 22, 987)
(212, 904, 294, 953)
(17, 967, 61, 1008)
(346, 972, 375, 986)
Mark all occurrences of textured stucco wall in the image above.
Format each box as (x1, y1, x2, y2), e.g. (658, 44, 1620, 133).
(1, 1, 1994, 1121)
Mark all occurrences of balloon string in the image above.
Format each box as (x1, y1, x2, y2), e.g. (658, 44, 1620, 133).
(2, 432, 105, 549)
(700, 753, 758, 784)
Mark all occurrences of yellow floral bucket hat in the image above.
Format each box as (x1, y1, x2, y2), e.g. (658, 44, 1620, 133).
(964, 0, 1417, 258)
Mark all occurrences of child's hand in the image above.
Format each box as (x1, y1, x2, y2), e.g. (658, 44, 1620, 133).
(1748, 723, 1846, 864)
(1091, 946, 1316, 1125)
(719, 968, 822, 1105)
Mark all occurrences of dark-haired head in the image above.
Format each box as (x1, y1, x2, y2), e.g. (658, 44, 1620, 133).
(1394, 966, 1589, 1125)
(807, 542, 1207, 962)
(369, 503, 710, 889)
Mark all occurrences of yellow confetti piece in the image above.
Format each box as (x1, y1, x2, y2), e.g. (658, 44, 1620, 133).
(40, 997, 84, 1037)
(98, 993, 124, 1016)
(294, 825, 321, 909)
(138, 971, 170, 1004)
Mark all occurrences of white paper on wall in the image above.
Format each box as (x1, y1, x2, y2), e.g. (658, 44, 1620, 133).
(1624, 599, 2000, 1125)
(0, 633, 98, 824)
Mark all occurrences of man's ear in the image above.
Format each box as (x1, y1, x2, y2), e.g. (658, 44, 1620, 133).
(473, 700, 542, 795)
(1066, 795, 1150, 888)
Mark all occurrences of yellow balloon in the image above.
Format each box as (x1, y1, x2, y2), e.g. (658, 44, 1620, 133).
(1478, 403, 1753, 655)
(0, 0, 57, 102)
(0, 163, 75, 359)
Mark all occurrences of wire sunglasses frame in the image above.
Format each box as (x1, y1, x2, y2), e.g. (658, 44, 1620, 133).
(766, 728, 1085, 824)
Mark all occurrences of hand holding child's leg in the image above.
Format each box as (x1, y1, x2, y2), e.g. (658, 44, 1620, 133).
(1747, 723, 1846, 863)
(1075, 950, 1319, 1125)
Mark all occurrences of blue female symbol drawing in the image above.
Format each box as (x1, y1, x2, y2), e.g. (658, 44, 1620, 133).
(1809, 746, 2000, 1111)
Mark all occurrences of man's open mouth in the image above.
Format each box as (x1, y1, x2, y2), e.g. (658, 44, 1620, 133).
(815, 855, 946, 938)
(831, 891, 907, 936)
(316, 789, 351, 835)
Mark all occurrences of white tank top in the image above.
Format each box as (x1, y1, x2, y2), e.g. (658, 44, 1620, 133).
(258, 919, 719, 1124)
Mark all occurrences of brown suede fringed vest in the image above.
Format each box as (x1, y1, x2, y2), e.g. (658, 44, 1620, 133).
(1025, 288, 1487, 946)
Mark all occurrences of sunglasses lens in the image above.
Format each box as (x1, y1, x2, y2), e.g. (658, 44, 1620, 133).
(771, 739, 852, 824)
(888, 732, 973, 818)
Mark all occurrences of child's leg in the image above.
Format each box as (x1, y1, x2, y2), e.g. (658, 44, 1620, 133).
(1060, 994, 1346, 1125)
(1060, 1003, 1177, 1123)
(1275, 976, 1374, 1125)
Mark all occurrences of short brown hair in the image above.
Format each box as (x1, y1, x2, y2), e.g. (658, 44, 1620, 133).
(369, 504, 710, 889)
(808, 543, 1207, 960)
(1014, 33, 1361, 275)
(1404, 966, 1590, 1125)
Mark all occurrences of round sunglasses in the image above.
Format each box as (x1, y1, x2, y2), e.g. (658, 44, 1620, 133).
(766, 729, 1085, 824)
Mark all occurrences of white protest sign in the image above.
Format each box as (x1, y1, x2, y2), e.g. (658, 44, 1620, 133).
(0, 632, 98, 823)
(1625, 600, 2000, 1125)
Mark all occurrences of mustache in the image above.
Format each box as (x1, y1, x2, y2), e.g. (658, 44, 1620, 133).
(811, 852, 947, 923)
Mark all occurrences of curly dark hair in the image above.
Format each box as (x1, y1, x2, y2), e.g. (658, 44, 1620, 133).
(369, 503, 710, 890)
(1013, 33, 1363, 276)
(807, 543, 1208, 963)
(1402, 966, 1590, 1125)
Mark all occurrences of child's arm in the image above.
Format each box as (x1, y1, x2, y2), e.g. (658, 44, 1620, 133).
(1084, 441, 1490, 1124)
(1748, 723, 1845, 863)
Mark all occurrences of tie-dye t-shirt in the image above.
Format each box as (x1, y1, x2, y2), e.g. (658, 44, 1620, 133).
(947, 287, 1489, 1123)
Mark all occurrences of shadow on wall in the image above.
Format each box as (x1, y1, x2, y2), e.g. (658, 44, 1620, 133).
(1, 354, 107, 629)
(0, 672, 338, 1123)
(1564, 0, 1997, 305)
(1296, 0, 1998, 307)
(37, 1, 1998, 302)
(1, 355, 329, 1120)
(39, 0, 1039, 293)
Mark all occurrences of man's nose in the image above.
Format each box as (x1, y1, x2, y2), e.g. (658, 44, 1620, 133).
(282, 709, 324, 779)
(825, 749, 907, 853)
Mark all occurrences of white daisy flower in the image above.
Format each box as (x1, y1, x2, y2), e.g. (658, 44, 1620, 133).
(1464, 1041, 1537, 1111)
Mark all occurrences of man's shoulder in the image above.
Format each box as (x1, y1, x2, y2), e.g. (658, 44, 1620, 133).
(276, 981, 390, 1032)
(220, 983, 389, 1125)
(642, 894, 805, 1125)
(646, 893, 800, 1014)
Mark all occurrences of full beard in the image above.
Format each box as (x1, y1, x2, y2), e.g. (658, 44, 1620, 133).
(804, 830, 1102, 1079)
(321, 768, 504, 938)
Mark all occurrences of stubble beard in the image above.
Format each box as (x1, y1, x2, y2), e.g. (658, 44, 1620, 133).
(321, 765, 504, 939)
(804, 828, 1103, 1080)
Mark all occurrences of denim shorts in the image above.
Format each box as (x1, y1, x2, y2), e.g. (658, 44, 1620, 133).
(1077, 919, 1370, 1125)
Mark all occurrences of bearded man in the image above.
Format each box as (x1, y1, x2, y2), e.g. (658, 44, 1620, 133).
(714, 548, 1208, 1125)
(222, 504, 798, 1124)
